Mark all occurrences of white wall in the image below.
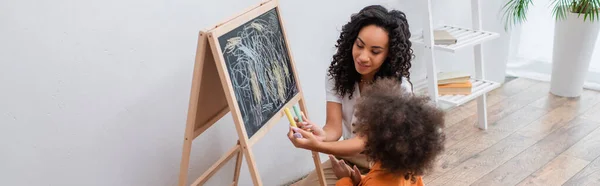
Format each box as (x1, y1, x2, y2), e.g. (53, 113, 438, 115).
(0, 0, 509, 185)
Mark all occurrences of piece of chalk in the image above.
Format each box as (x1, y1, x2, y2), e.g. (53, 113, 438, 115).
(291, 127, 303, 138)
(284, 108, 297, 128)
(293, 133, 303, 138)
(293, 105, 303, 122)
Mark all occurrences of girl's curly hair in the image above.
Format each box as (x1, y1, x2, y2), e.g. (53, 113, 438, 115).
(327, 5, 414, 99)
(353, 78, 446, 183)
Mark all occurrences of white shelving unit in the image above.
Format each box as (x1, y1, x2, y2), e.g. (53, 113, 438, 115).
(410, 25, 499, 53)
(412, 78, 500, 107)
(410, 0, 501, 130)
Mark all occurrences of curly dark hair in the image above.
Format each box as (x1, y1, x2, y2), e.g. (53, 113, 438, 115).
(327, 5, 414, 99)
(353, 78, 446, 182)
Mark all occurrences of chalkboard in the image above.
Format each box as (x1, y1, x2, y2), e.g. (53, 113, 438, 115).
(217, 7, 298, 138)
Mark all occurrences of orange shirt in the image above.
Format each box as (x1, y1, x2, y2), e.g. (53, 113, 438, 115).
(335, 162, 424, 186)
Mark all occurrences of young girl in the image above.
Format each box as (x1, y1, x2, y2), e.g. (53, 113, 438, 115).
(292, 78, 446, 186)
(287, 5, 415, 186)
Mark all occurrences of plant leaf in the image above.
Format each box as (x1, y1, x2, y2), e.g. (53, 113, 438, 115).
(501, 0, 534, 31)
(587, 0, 600, 22)
(552, 0, 600, 22)
(551, 0, 572, 21)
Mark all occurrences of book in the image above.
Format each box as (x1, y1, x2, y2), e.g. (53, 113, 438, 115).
(437, 71, 470, 85)
(434, 30, 457, 45)
(438, 81, 472, 95)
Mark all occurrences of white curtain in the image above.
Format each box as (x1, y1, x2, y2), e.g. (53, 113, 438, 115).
(505, 0, 600, 90)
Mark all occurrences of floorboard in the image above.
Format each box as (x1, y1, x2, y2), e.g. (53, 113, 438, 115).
(427, 78, 600, 186)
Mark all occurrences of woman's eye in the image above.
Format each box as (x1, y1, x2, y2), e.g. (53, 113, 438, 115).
(372, 51, 380, 54)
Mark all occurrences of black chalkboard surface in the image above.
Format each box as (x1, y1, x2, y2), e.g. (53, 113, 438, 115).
(217, 7, 298, 138)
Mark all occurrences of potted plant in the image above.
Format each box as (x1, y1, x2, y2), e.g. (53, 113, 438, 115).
(502, 0, 600, 97)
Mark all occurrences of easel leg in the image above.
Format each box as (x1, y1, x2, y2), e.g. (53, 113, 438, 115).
(232, 141, 243, 186)
(311, 151, 326, 186)
(178, 134, 193, 186)
(179, 31, 208, 186)
(192, 144, 241, 186)
(241, 144, 263, 186)
(298, 98, 326, 186)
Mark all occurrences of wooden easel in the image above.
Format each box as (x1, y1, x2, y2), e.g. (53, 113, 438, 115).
(177, 0, 326, 185)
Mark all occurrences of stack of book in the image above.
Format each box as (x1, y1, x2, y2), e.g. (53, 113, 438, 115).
(437, 71, 471, 95)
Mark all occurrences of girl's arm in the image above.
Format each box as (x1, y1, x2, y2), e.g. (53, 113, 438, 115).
(335, 177, 355, 186)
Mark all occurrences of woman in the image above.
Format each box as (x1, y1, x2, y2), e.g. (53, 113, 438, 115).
(288, 5, 416, 186)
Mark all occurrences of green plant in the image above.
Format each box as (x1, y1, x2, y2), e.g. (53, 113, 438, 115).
(502, 0, 600, 30)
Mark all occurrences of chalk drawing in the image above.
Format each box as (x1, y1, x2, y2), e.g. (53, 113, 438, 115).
(218, 8, 298, 138)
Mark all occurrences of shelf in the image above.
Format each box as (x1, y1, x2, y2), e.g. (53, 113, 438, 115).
(410, 25, 500, 53)
(413, 78, 501, 107)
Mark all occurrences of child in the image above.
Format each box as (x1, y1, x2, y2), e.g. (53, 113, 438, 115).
(330, 78, 446, 186)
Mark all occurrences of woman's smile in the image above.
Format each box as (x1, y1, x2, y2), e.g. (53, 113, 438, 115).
(355, 61, 371, 72)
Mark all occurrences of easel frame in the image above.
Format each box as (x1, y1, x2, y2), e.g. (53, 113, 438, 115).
(177, 0, 326, 185)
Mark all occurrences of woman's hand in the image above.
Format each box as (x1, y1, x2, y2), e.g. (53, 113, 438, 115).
(288, 127, 322, 151)
(295, 112, 327, 142)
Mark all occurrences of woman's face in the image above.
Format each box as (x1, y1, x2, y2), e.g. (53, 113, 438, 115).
(352, 24, 390, 77)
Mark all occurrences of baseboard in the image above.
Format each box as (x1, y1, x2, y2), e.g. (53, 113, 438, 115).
(506, 58, 600, 91)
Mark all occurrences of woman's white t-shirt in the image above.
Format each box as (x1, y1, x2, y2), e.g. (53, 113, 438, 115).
(325, 75, 413, 140)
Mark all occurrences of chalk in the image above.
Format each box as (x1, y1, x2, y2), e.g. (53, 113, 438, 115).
(293, 105, 303, 122)
(293, 132, 303, 138)
(284, 107, 303, 138)
(291, 127, 304, 138)
(284, 108, 297, 128)
(293, 105, 313, 133)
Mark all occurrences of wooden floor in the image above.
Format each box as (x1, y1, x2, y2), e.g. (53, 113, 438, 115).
(427, 78, 600, 186)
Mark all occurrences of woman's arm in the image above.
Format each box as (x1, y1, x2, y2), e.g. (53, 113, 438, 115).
(289, 128, 365, 157)
(320, 74, 344, 142)
(315, 136, 365, 157)
(323, 102, 344, 142)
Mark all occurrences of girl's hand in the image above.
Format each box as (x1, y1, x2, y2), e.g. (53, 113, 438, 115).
(295, 112, 327, 142)
(329, 155, 352, 180)
(350, 165, 362, 185)
(288, 127, 321, 151)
